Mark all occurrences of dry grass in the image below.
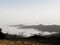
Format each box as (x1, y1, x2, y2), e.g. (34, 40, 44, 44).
(0, 40, 53, 45)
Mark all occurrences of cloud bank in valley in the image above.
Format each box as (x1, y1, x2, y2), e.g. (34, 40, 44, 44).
(9, 24, 59, 37)
(2, 26, 58, 37)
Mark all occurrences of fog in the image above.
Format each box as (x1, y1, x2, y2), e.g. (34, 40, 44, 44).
(1, 26, 58, 37)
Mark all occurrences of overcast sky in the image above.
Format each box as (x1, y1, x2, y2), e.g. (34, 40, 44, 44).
(0, 0, 60, 26)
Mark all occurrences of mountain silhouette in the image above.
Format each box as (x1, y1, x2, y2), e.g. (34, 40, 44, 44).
(11, 24, 60, 33)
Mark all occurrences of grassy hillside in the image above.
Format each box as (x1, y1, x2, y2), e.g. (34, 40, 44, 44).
(0, 39, 53, 45)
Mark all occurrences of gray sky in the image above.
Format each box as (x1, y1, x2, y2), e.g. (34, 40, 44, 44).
(0, 0, 60, 26)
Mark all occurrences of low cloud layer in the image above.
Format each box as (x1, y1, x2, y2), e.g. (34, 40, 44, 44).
(2, 25, 58, 37)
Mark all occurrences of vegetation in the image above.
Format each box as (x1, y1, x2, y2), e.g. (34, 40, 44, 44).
(0, 40, 53, 45)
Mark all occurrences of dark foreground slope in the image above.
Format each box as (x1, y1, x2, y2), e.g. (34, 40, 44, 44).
(3, 33, 60, 45)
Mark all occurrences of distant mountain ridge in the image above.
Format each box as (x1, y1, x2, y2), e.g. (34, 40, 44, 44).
(10, 24, 60, 33)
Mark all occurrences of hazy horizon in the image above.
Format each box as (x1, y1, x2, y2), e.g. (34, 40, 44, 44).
(0, 0, 60, 26)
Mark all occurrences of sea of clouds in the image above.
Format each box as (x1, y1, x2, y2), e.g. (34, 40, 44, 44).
(1, 26, 58, 37)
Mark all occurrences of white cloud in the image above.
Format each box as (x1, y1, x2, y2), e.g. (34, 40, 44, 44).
(2, 26, 58, 37)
